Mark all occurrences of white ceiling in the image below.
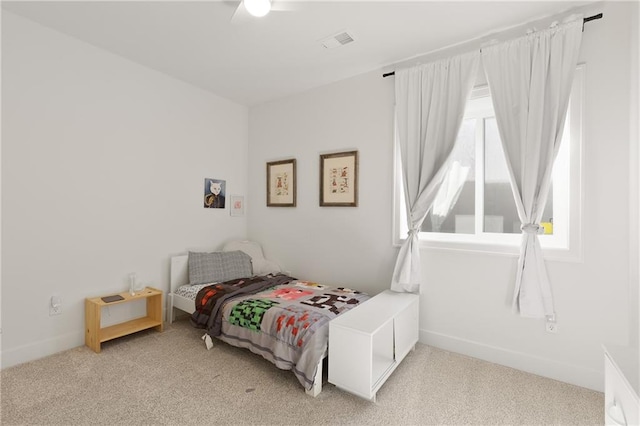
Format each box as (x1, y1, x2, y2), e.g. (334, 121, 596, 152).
(2, 1, 596, 106)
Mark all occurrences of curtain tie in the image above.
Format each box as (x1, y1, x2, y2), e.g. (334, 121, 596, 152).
(407, 228, 420, 238)
(520, 223, 544, 235)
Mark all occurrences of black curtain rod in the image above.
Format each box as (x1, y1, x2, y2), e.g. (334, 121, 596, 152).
(382, 13, 603, 78)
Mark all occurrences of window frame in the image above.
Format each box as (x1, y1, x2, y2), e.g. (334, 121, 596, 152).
(392, 65, 584, 262)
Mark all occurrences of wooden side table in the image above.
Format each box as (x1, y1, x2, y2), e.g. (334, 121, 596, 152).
(85, 287, 163, 353)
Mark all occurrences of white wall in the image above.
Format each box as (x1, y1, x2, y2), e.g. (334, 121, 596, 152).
(248, 71, 397, 294)
(1, 12, 249, 367)
(629, 0, 639, 351)
(248, 2, 638, 391)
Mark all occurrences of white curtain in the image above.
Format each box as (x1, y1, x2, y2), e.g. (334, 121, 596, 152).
(392, 52, 479, 293)
(431, 161, 470, 232)
(481, 17, 583, 317)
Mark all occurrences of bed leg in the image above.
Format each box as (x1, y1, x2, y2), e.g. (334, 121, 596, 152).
(167, 293, 174, 324)
(305, 357, 323, 397)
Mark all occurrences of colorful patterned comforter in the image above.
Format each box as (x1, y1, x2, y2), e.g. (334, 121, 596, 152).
(190, 274, 369, 390)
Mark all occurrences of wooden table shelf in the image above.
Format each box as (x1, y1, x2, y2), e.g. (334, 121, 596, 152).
(85, 287, 163, 353)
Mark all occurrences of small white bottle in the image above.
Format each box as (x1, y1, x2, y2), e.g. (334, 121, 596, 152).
(129, 272, 137, 296)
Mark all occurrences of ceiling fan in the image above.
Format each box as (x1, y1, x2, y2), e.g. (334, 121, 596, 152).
(230, 0, 295, 22)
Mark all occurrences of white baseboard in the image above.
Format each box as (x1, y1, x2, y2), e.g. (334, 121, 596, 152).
(420, 329, 603, 392)
(1, 330, 84, 369)
(1, 307, 169, 370)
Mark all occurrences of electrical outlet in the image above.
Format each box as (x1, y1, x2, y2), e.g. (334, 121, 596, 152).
(49, 295, 62, 316)
(545, 321, 558, 333)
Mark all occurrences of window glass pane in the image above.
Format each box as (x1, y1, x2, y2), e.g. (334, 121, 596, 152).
(541, 186, 554, 235)
(407, 69, 581, 251)
(421, 119, 476, 233)
(484, 118, 519, 233)
(484, 118, 554, 234)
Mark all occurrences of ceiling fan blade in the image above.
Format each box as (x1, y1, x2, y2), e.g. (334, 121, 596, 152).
(271, 1, 297, 12)
(231, 0, 294, 23)
(231, 1, 253, 24)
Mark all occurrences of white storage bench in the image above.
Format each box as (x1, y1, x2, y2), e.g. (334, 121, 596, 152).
(604, 345, 639, 426)
(328, 289, 419, 401)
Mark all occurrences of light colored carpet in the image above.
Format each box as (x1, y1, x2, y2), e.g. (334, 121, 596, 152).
(1, 318, 603, 425)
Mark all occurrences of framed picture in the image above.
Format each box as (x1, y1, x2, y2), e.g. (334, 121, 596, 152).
(266, 159, 296, 207)
(230, 195, 244, 217)
(320, 150, 358, 207)
(204, 178, 226, 209)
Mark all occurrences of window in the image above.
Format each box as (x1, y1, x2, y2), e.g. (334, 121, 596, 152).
(394, 66, 583, 260)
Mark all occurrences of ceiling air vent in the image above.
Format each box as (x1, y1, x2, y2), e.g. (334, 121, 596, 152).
(319, 31, 355, 49)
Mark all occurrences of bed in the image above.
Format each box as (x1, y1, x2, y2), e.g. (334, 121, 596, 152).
(167, 241, 370, 397)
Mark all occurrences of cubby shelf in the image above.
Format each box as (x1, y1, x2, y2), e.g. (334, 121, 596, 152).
(328, 290, 419, 402)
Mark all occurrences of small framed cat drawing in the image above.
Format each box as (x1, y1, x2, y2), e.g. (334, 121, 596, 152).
(204, 178, 226, 209)
(266, 159, 296, 207)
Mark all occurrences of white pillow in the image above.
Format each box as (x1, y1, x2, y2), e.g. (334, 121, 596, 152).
(252, 258, 282, 276)
(222, 240, 282, 275)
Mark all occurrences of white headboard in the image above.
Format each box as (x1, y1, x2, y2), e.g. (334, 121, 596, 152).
(170, 255, 189, 292)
